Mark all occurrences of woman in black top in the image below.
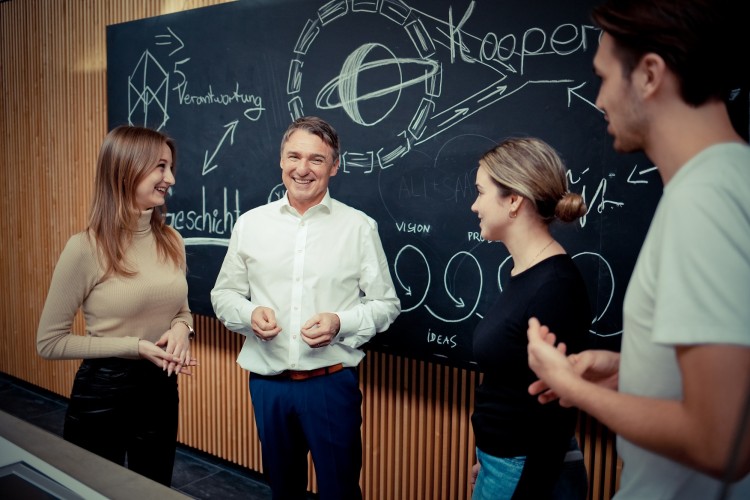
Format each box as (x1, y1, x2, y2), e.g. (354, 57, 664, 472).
(470, 137, 591, 499)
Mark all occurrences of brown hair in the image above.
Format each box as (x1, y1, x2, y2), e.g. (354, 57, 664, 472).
(87, 125, 184, 277)
(280, 116, 340, 163)
(591, 0, 745, 106)
(480, 137, 586, 224)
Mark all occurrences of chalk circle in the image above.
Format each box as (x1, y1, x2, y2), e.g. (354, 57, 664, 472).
(316, 42, 440, 126)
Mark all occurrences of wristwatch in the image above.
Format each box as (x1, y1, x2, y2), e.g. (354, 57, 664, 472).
(177, 321, 196, 340)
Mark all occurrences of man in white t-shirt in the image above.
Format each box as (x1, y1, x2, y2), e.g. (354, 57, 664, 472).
(525, 1, 750, 498)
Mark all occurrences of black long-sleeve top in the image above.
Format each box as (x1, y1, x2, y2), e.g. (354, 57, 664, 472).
(472, 254, 592, 496)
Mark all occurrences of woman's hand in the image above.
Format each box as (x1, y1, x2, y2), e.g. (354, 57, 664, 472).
(155, 323, 196, 375)
(136, 322, 198, 376)
(471, 462, 480, 488)
(138, 338, 197, 375)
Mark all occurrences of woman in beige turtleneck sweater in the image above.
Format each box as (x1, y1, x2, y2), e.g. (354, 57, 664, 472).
(37, 125, 196, 486)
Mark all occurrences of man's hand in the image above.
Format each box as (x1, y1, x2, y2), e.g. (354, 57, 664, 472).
(300, 312, 340, 348)
(251, 306, 282, 341)
(527, 317, 620, 406)
(526, 317, 576, 404)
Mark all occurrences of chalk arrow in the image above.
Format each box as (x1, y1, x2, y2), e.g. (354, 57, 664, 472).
(438, 107, 469, 128)
(202, 120, 239, 176)
(567, 82, 602, 112)
(154, 27, 185, 56)
(477, 84, 507, 103)
(627, 164, 658, 184)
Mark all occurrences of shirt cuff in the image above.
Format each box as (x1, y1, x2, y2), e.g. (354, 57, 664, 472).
(335, 309, 359, 341)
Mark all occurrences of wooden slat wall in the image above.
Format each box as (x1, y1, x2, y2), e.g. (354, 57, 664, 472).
(0, 1, 622, 498)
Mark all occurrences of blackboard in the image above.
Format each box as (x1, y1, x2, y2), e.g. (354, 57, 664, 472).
(106, 0, 748, 369)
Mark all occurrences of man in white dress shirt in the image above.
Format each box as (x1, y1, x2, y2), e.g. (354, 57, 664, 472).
(211, 116, 401, 500)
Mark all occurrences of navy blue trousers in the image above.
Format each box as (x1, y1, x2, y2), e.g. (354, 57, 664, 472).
(249, 367, 363, 500)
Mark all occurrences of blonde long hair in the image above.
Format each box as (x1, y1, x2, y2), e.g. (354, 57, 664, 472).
(87, 125, 184, 277)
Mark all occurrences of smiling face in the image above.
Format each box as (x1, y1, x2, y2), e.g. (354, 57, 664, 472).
(594, 33, 647, 154)
(471, 162, 512, 242)
(134, 143, 174, 211)
(280, 129, 339, 214)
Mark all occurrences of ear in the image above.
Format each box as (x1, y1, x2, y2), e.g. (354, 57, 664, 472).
(330, 159, 340, 177)
(509, 193, 524, 212)
(635, 52, 666, 99)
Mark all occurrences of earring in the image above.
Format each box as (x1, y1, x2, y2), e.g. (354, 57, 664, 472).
(509, 210, 517, 219)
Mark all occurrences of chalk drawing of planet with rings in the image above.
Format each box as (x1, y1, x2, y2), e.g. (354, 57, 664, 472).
(315, 42, 440, 127)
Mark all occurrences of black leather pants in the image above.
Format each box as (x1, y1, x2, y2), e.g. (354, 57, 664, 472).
(63, 358, 179, 486)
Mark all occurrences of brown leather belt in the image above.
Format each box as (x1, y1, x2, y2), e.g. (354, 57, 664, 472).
(268, 363, 344, 381)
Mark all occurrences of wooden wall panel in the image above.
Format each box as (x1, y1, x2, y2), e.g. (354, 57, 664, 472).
(0, 1, 621, 498)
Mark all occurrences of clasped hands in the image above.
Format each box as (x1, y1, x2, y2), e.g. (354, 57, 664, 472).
(139, 324, 198, 376)
(527, 317, 619, 407)
(251, 306, 340, 348)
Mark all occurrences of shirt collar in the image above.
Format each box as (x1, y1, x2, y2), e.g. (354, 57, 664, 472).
(279, 190, 333, 217)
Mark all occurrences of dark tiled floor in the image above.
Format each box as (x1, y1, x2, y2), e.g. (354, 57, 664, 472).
(0, 371, 307, 499)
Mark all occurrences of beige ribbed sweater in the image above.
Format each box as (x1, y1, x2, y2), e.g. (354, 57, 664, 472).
(37, 210, 192, 359)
